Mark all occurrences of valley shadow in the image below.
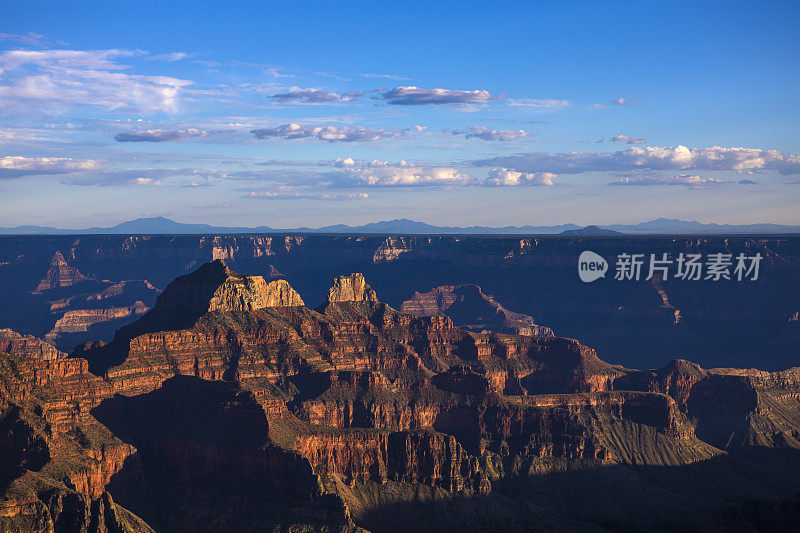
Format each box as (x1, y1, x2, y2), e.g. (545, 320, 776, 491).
(353, 447, 800, 533)
(91, 375, 353, 532)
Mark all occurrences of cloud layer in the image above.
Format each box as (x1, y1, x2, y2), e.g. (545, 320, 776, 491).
(251, 123, 403, 142)
(610, 175, 758, 187)
(484, 168, 556, 186)
(114, 128, 216, 142)
(0, 156, 101, 178)
(0, 49, 193, 114)
(246, 191, 369, 200)
(611, 134, 646, 145)
(381, 86, 495, 105)
(450, 126, 530, 141)
(325, 160, 473, 187)
(472, 146, 800, 175)
(271, 88, 364, 103)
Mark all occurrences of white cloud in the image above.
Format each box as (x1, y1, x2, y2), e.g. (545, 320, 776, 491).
(472, 145, 800, 175)
(381, 86, 496, 105)
(611, 134, 646, 145)
(0, 156, 100, 178)
(613, 97, 639, 105)
(147, 52, 190, 62)
(0, 49, 193, 114)
(413, 125, 428, 132)
(135, 177, 161, 186)
(332, 157, 357, 167)
(251, 123, 403, 142)
(451, 126, 530, 141)
(484, 169, 556, 186)
(329, 161, 473, 187)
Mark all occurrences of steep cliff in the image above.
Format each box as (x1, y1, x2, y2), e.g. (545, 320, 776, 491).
(1, 328, 66, 360)
(326, 273, 378, 304)
(0, 343, 149, 532)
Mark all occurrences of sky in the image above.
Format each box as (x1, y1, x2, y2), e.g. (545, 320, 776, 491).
(1, 0, 799, 229)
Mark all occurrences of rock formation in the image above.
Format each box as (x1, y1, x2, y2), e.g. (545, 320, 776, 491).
(153, 259, 304, 312)
(32, 251, 89, 293)
(46, 302, 149, 342)
(326, 273, 378, 303)
(401, 284, 554, 336)
(1, 328, 66, 360)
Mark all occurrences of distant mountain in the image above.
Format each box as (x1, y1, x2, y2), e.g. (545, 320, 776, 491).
(559, 225, 623, 236)
(603, 218, 800, 234)
(1, 216, 799, 235)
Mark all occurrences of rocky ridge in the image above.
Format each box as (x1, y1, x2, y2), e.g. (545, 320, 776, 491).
(401, 284, 555, 336)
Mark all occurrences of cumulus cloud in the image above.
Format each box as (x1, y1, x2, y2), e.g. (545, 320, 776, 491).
(134, 177, 161, 186)
(484, 169, 556, 186)
(271, 88, 364, 103)
(472, 145, 800, 175)
(381, 86, 495, 105)
(246, 191, 369, 200)
(613, 97, 639, 105)
(413, 125, 428, 132)
(328, 160, 473, 187)
(611, 134, 646, 145)
(0, 49, 193, 114)
(0, 156, 101, 178)
(331, 157, 357, 167)
(114, 128, 217, 142)
(450, 126, 530, 141)
(251, 123, 403, 142)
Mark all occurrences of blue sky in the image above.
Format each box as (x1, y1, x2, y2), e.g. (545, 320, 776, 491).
(1, 0, 799, 228)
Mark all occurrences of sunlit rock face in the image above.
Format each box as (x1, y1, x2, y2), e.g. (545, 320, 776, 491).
(153, 259, 304, 313)
(1, 328, 66, 360)
(326, 273, 378, 303)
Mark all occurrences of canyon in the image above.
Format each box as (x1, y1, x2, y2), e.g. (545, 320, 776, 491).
(1, 258, 800, 531)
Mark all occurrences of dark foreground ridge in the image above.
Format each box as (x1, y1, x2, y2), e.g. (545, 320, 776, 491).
(2, 261, 800, 531)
